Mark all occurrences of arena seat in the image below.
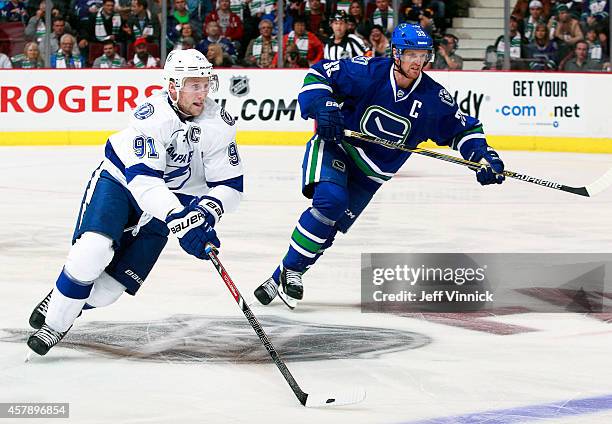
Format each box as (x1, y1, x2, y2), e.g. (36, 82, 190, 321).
(0, 22, 25, 57)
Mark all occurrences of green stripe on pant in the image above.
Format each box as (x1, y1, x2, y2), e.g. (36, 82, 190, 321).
(291, 228, 322, 254)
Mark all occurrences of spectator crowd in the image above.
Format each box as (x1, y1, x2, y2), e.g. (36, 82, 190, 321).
(0, 0, 608, 71)
(490, 0, 610, 71)
(0, 0, 460, 68)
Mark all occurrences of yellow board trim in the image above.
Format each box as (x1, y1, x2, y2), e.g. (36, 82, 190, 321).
(1, 131, 612, 153)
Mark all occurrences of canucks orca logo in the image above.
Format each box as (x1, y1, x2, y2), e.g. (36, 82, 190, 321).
(360, 106, 411, 144)
(134, 103, 155, 120)
(0, 315, 431, 363)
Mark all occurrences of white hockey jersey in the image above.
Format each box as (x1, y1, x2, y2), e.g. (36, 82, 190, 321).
(103, 91, 244, 222)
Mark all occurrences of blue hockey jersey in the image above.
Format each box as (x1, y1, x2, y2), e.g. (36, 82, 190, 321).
(298, 56, 486, 183)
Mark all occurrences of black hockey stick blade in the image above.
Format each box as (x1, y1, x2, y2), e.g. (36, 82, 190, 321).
(344, 130, 612, 197)
(204, 245, 366, 408)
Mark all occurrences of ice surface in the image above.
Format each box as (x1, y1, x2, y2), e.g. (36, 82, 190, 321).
(1, 146, 612, 423)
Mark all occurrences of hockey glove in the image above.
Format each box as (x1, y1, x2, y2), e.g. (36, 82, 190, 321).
(312, 96, 344, 144)
(165, 198, 220, 260)
(460, 139, 505, 186)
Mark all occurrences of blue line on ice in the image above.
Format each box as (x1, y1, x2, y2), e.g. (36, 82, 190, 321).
(402, 394, 612, 423)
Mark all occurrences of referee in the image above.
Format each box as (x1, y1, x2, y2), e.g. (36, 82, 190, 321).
(323, 11, 371, 60)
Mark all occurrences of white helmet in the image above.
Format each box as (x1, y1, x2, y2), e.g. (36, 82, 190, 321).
(163, 49, 218, 94)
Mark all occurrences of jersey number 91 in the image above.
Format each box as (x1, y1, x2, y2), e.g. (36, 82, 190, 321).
(133, 136, 159, 159)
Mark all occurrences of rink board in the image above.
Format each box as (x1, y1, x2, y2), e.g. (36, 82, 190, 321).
(0, 68, 611, 152)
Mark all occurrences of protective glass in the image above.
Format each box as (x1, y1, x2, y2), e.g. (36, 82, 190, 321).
(179, 75, 219, 93)
(181, 79, 211, 93)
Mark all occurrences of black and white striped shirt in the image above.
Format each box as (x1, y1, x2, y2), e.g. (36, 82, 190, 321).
(323, 34, 370, 60)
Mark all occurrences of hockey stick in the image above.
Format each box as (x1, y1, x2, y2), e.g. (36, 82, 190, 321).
(345, 130, 612, 197)
(204, 245, 366, 407)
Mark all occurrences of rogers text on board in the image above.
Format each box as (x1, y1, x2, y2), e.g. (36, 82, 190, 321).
(0, 85, 163, 113)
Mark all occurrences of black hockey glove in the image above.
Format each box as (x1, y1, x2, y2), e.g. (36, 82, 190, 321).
(312, 96, 344, 144)
(460, 139, 505, 186)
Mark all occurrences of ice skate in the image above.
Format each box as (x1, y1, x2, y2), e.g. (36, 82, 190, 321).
(254, 277, 279, 305)
(27, 324, 71, 356)
(29, 290, 52, 330)
(281, 268, 303, 301)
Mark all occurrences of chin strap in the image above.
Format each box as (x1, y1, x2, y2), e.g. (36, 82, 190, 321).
(167, 93, 194, 121)
(175, 106, 193, 121)
(391, 45, 413, 79)
(393, 59, 411, 79)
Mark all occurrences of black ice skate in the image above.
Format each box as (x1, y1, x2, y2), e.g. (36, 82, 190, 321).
(27, 324, 71, 356)
(254, 269, 303, 310)
(254, 277, 279, 305)
(281, 268, 303, 301)
(29, 290, 52, 330)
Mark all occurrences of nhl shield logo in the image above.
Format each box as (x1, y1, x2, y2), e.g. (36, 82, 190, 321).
(439, 88, 455, 107)
(230, 76, 249, 97)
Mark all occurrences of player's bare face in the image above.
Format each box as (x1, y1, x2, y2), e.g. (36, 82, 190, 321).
(395, 49, 428, 87)
(175, 77, 210, 117)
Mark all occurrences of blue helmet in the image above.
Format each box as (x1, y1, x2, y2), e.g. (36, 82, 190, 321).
(391, 23, 433, 58)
